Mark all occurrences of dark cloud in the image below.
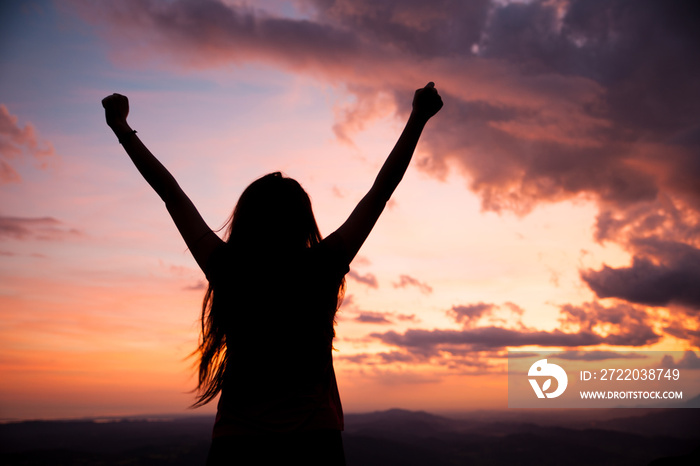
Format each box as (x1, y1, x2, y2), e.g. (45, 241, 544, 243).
(392, 274, 432, 294)
(412, 0, 700, 216)
(306, 0, 490, 58)
(0, 216, 79, 240)
(69, 0, 366, 72)
(347, 270, 378, 288)
(582, 239, 700, 310)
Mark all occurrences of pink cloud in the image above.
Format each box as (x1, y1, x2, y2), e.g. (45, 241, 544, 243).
(448, 302, 495, 328)
(393, 274, 433, 295)
(354, 311, 393, 324)
(347, 269, 378, 288)
(0, 216, 80, 241)
(0, 104, 55, 183)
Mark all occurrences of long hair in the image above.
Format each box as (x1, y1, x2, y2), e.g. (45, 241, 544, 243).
(191, 172, 345, 407)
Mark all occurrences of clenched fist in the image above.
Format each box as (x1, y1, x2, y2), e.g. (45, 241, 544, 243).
(102, 93, 130, 130)
(412, 82, 443, 122)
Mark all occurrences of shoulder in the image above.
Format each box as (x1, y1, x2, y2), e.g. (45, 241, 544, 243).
(204, 241, 234, 283)
(309, 232, 350, 277)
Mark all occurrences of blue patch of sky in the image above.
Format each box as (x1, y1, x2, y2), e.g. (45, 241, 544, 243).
(0, 2, 213, 133)
(0, 1, 312, 140)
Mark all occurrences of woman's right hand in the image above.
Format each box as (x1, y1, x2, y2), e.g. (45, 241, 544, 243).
(102, 93, 130, 130)
(412, 82, 443, 122)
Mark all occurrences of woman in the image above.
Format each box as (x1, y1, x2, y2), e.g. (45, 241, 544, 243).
(102, 82, 443, 465)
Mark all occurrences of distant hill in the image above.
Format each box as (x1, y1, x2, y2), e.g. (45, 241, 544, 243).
(343, 408, 700, 466)
(1, 408, 698, 465)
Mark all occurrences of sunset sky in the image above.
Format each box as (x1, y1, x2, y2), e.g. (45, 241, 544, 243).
(1, 0, 699, 421)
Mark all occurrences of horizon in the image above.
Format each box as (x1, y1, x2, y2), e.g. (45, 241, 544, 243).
(5, 401, 699, 424)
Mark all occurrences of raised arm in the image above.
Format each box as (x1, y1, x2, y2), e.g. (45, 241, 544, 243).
(335, 82, 443, 262)
(102, 93, 222, 271)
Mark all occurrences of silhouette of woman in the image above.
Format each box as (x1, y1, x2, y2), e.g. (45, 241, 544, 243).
(102, 83, 443, 465)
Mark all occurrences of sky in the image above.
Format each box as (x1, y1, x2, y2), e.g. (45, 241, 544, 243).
(1, 0, 699, 421)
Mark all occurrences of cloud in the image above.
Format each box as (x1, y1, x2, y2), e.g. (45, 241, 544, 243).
(352, 310, 417, 325)
(337, 350, 416, 365)
(376, 351, 416, 364)
(372, 326, 606, 357)
(661, 351, 700, 370)
(0, 104, 55, 183)
(354, 311, 392, 324)
(448, 302, 495, 327)
(347, 269, 378, 288)
(69, 0, 366, 72)
(337, 353, 370, 364)
(663, 325, 700, 347)
(183, 280, 207, 291)
(396, 313, 418, 322)
(582, 239, 700, 310)
(558, 301, 660, 347)
(0, 216, 80, 241)
(0, 160, 20, 184)
(392, 274, 433, 294)
(448, 301, 525, 329)
(351, 255, 372, 267)
(373, 300, 661, 357)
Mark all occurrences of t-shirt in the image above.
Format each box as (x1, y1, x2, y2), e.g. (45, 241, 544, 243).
(204, 232, 349, 436)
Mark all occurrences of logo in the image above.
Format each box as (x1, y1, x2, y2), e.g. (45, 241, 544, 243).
(528, 359, 568, 398)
